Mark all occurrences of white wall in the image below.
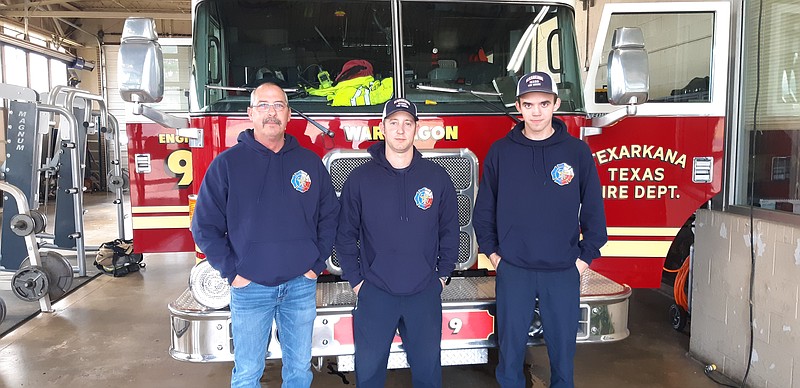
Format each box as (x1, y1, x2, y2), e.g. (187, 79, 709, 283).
(692, 210, 800, 387)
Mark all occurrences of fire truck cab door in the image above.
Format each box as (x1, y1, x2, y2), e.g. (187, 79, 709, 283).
(581, 2, 730, 288)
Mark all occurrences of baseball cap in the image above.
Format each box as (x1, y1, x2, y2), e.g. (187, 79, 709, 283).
(382, 98, 418, 121)
(516, 71, 558, 98)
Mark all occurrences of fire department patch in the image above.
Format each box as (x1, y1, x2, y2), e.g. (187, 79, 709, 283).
(291, 170, 311, 193)
(550, 163, 574, 186)
(414, 187, 434, 210)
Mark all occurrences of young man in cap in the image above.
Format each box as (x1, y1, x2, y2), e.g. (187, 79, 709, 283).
(336, 98, 460, 388)
(474, 72, 607, 388)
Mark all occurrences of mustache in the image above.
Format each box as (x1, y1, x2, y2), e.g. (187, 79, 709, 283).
(262, 117, 282, 126)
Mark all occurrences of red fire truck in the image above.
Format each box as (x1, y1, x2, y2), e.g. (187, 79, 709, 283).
(118, 0, 730, 368)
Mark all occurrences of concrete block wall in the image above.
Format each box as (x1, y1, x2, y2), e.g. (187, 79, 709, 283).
(692, 209, 800, 387)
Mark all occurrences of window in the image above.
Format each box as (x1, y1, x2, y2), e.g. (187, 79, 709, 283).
(402, 3, 584, 114)
(151, 44, 191, 112)
(593, 12, 714, 103)
(50, 59, 67, 88)
(3, 45, 27, 87)
(29, 53, 49, 93)
(197, 0, 393, 113)
(734, 1, 800, 212)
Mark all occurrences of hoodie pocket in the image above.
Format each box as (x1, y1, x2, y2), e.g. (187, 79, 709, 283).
(238, 239, 320, 284)
(368, 251, 432, 294)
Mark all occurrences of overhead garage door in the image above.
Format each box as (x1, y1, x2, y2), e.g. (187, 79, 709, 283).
(104, 39, 192, 149)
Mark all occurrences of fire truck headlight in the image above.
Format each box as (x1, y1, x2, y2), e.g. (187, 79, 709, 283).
(189, 260, 231, 309)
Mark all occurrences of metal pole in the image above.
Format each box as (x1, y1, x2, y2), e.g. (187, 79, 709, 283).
(390, 0, 404, 98)
(107, 114, 126, 240)
(38, 104, 87, 277)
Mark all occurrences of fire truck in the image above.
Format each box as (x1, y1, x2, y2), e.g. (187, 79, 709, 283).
(117, 0, 730, 369)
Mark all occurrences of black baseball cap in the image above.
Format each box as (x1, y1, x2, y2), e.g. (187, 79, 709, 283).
(516, 71, 559, 98)
(382, 98, 418, 121)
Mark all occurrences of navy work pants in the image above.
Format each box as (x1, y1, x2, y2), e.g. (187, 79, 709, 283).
(353, 280, 443, 388)
(495, 261, 581, 388)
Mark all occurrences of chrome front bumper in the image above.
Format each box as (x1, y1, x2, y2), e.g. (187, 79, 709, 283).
(169, 269, 631, 365)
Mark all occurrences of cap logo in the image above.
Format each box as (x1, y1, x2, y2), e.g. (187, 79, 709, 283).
(414, 187, 434, 210)
(517, 71, 557, 97)
(394, 98, 412, 109)
(526, 74, 544, 87)
(550, 163, 574, 186)
(291, 170, 312, 193)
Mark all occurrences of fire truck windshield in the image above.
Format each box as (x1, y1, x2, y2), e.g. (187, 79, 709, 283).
(193, 0, 584, 115)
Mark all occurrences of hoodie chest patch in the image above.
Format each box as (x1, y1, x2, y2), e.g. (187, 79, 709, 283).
(551, 163, 574, 186)
(414, 187, 434, 210)
(291, 170, 312, 193)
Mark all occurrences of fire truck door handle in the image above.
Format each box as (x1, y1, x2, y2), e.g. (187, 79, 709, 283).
(580, 126, 603, 139)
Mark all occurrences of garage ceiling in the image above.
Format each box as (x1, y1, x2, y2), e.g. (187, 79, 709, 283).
(0, 0, 191, 20)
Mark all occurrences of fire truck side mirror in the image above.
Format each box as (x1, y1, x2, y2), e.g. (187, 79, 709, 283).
(118, 17, 164, 104)
(606, 27, 649, 105)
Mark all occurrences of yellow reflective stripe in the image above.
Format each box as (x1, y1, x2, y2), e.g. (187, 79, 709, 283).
(132, 216, 190, 229)
(606, 227, 680, 237)
(131, 206, 189, 214)
(600, 240, 672, 258)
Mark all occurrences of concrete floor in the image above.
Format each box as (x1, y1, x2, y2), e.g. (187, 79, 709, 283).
(0, 194, 722, 387)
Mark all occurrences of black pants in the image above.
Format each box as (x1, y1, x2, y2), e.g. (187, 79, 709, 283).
(495, 261, 581, 388)
(353, 280, 443, 388)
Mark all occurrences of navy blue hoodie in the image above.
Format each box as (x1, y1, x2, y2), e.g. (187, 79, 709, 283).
(473, 118, 607, 270)
(191, 130, 340, 286)
(336, 143, 460, 295)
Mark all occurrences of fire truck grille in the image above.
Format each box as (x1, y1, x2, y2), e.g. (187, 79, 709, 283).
(329, 157, 372, 192)
(457, 194, 471, 226)
(324, 149, 478, 273)
(330, 247, 339, 268)
(328, 156, 473, 192)
(459, 232, 471, 264)
(327, 233, 469, 272)
(427, 156, 473, 190)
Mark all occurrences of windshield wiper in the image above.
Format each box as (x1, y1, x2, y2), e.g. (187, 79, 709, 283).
(204, 85, 333, 138)
(206, 85, 301, 93)
(416, 85, 520, 124)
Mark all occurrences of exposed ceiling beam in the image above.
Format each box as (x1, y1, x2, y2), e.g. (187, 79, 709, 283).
(0, 10, 190, 20)
(0, 0, 88, 10)
(0, 31, 79, 62)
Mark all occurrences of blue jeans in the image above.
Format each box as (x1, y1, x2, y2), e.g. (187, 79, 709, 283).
(230, 275, 317, 388)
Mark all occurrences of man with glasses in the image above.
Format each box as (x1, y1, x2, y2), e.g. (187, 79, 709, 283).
(336, 98, 460, 388)
(474, 72, 607, 388)
(192, 83, 340, 388)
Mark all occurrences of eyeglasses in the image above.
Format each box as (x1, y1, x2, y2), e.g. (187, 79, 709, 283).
(251, 102, 287, 112)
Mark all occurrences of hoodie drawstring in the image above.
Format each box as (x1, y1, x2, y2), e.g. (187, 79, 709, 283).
(280, 155, 285, 195)
(256, 157, 272, 204)
(530, 147, 548, 186)
(541, 147, 547, 185)
(401, 173, 408, 221)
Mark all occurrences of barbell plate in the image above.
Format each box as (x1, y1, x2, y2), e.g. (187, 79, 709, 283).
(11, 266, 50, 302)
(9, 213, 35, 237)
(21, 251, 74, 301)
